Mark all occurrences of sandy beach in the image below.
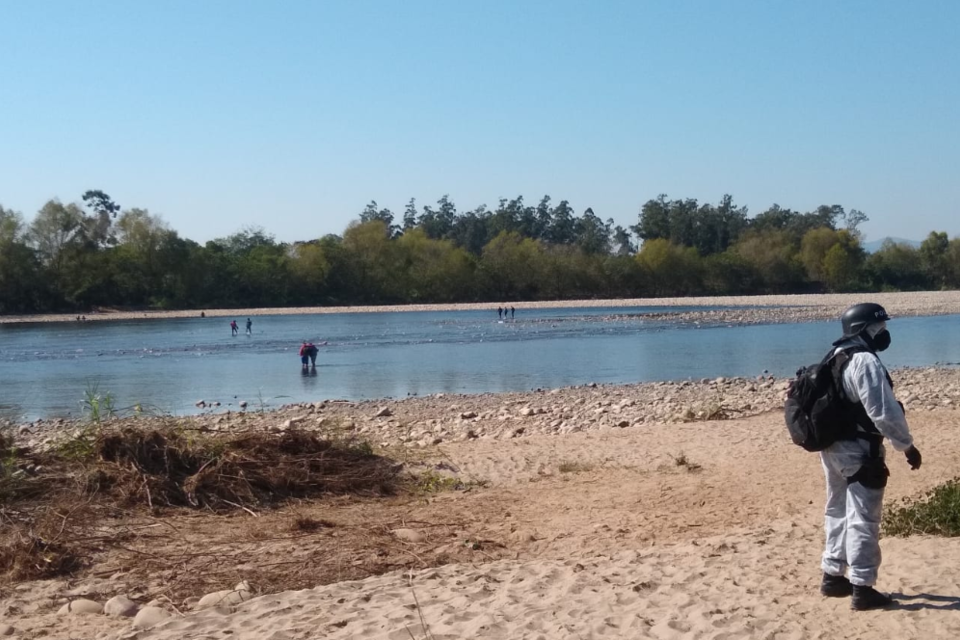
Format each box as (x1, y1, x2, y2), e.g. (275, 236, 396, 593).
(4, 369, 960, 639)
(3, 291, 960, 639)
(4, 290, 960, 325)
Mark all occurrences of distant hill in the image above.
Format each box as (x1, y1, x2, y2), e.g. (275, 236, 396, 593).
(862, 237, 921, 253)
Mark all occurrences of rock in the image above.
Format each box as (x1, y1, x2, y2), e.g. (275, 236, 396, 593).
(234, 580, 251, 592)
(57, 599, 103, 615)
(375, 407, 393, 417)
(0, 624, 15, 636)
(519, 407, 534, 417)
(392, 528, 425, 542)
(460, 411, 478, 419)
(133, 606, 171, 629)
(18, 425, 31, 436)
(196, 589, 252, 610)
(104, 595, 139, 617)
(195, 400, 206, 407)
(617, 420, 630, 428)
(509, 529, 537, 544)
(239, 400, 248, 409)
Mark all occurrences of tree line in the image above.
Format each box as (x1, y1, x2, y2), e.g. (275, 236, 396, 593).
(2, 191, 959, 314)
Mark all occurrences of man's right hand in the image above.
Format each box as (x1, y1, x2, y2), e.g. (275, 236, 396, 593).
(905, 445, 922, 470)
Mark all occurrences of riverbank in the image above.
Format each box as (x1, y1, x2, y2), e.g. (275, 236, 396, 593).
(8, 365, 960, 453)
(3, 372, 960, 639)
(4, 290, 960, 325)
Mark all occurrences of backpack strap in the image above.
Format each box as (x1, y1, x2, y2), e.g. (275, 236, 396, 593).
(829, 346, 884, 458)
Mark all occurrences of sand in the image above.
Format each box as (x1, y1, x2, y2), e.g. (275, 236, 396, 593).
(5, 406, 960, 639)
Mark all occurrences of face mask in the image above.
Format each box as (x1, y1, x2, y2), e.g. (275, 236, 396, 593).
(866, 322, 891, 351)
(872, 329, 891, 351)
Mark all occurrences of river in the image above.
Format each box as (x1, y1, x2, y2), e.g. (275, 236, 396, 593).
(2, 306, 959, 422)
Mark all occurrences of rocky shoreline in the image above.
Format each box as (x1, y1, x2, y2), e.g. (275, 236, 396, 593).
(8, 366, 960, 454)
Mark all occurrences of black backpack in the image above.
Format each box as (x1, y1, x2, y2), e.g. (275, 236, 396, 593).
(784, 346, 866, 452)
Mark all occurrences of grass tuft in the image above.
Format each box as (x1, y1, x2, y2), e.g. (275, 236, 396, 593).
(672, 452, 702, 472)
(884, 478, 960, 537)
(558, 460, 594, 474)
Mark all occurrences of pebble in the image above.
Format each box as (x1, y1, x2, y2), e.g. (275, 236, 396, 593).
(57, 599, 103, 615)
(392, 528, 425, 542)
(0, 624, 15, 636)
(104, 595, 139, 617)
(132, 606, 171, 629)
(196, 588, 252, 610)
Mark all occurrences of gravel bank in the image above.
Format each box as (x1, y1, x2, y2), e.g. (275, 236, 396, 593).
(9, 365, 960, 452)
(4, 291, 960, 325)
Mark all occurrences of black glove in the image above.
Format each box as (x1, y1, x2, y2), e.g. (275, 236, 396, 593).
(905, 445, 922, 470)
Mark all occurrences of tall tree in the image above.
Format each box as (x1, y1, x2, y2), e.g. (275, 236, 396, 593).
(81, 190, 120, 247)
(574, 208, 610, 255)
(919, 231, 950, 288)
(0, 206, 46, 312)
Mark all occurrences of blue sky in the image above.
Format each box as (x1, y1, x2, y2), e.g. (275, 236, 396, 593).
(1, 1, 957, 245)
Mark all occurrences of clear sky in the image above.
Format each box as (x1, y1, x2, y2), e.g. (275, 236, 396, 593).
(1, 0, 957, 245)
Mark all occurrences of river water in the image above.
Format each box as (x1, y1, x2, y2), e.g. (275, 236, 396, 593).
(2, 306, 959, 422)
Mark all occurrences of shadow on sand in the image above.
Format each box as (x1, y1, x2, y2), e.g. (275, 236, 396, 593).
(892, 592, 960, 611)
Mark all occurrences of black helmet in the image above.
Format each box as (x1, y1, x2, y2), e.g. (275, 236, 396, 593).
(840, 302, 890, 338)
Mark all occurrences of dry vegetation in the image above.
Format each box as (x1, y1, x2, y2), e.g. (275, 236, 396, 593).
(0, 423, 480, 597)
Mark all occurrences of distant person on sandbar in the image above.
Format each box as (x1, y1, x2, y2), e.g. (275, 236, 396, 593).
(246, 318, 253, 335)
(200, 311, 205, 318)
(230, 320, 239, 335)
(497, 306, 503, 319)
(511, 306, 515, 319)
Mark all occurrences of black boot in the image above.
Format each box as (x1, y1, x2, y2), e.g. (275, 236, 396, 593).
(851, 585, 893, 610)
(821, 573, 853, 597)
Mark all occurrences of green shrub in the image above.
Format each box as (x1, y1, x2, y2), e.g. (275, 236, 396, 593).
(884, 478, 960, 537)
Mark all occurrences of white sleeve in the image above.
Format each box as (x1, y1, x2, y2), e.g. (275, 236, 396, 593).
(842, 352, 914, 452)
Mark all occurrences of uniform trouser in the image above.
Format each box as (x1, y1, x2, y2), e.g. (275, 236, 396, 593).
(820, 450, 886, 586)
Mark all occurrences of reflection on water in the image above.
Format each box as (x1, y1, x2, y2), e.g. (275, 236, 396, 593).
(2, 308, 959, 422)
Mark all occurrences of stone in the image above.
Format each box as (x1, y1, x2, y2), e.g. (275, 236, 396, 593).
(57, 599, 103, 615)
(392, 528, 425, 542)
(104, 595, 139, 617)
(459, 411, 478, 419)
(195, 400, 206, 407)
(519, 407, 534, 417)
(0, 624, 15, 636)
(375, 407, 393, 417)
(239, 400, 248, 409)
(196, 589, 252, 610)
(133, 606, 171, 629)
